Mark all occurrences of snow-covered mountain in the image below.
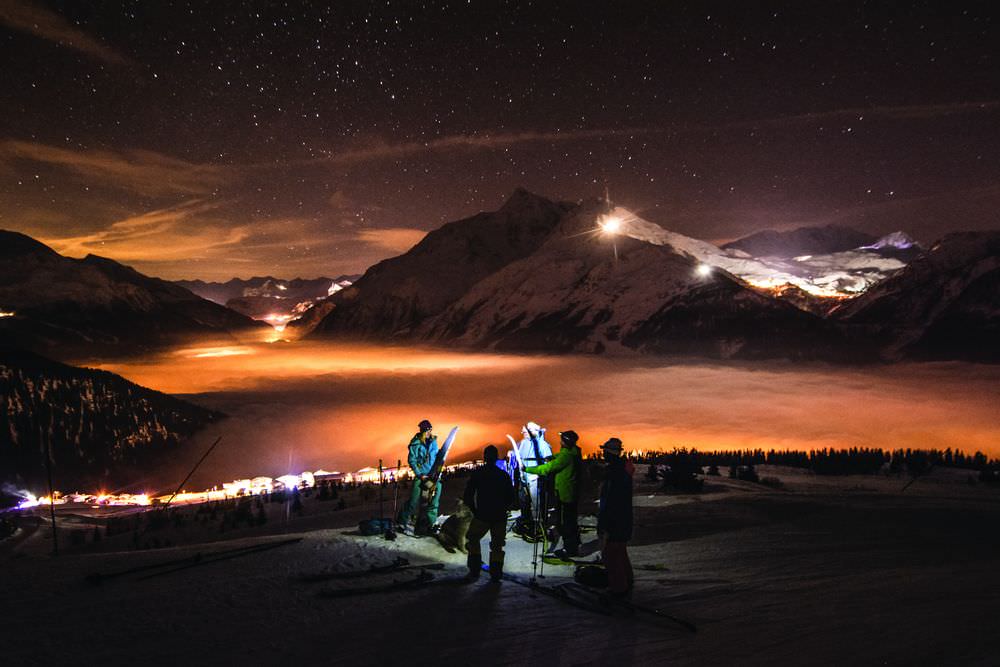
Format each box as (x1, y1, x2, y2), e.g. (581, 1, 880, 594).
(835, 231, 1000, 362)
(310, 191, 855, 360)
(175, 276, 357, 306)
(175, 275, 356, 328)
(0, 230, 267, 359)
(419, 200, 848, 358)
(306, 189, 995, 362)
(605, 208, 918, 298)
(311, 188, 572, 337)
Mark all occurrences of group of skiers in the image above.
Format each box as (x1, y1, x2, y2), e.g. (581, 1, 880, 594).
(396, 419, 635, 596)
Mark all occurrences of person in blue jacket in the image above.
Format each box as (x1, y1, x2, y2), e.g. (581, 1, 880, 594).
(397, 419, 441, 534)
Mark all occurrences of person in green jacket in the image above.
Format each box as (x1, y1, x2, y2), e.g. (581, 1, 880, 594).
(523, 430, 582, 558)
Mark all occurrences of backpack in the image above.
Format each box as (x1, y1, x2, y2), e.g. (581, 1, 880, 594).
(574, 564, 608, 588)
(358, 518, 393, 536)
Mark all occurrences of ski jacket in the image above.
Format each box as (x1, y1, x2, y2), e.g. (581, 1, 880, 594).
(463, 463, 515, 523)
(598, 457, 633, 542)
(517, 435, 552, 468)
(407, 432, 438, 477)
(524, 443, 582, 502)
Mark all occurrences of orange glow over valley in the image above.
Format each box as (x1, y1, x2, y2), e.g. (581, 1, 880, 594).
(88, 340, 1000, 488)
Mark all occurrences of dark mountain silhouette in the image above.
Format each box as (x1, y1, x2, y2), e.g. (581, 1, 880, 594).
(722, 224, 879, 257)
(0, 230, 266, 359)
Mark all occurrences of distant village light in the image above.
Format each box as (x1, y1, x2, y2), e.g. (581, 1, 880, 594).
(0, 310, 14, 317)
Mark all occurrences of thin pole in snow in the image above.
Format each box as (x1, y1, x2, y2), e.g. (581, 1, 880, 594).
(378, 458, 385, 520)
(42, 422, 57, 556)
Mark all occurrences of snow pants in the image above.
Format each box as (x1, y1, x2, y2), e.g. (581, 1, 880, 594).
(549, 498, 580, 555)
(602, 540, 634, 594)
(466, 517, 507, 577)
(397, 478, 441, 531)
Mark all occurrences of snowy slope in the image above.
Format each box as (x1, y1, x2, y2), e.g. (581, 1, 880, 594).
(312, 188, 571, 338)
(604, 208, 910, 297)
(835, 231, 1000, 361)
(421, 201, 847, 358)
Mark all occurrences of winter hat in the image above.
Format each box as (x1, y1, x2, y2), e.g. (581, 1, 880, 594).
(418, 419, 433, 432)
(523, 421, 542, 437)
(600, 437, 623, 453)
(560, 430, 579, 445)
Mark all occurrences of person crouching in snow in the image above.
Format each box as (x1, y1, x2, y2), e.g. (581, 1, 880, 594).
(515, 421, 552, 538)
(464, 445, 516, 582)
(598, 437, 635, 596)
(522, 430, 582, 559)
(397, 419, 440, 535)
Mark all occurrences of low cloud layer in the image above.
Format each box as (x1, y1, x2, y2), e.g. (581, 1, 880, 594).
(94, 342, 1000, 490)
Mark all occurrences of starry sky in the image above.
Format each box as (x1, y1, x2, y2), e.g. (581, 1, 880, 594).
(1, 0, 998, 280)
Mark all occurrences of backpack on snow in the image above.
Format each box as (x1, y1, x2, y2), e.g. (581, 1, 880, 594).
(358, 518, 393, 536)
(574, 564, 608, 588)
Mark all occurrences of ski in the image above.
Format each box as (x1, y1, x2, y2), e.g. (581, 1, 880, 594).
(429, 426, 459, 483)
(317, 569, 470, 598)
(136, 537, 302, 581)
(482, 565, 613, 616)
(296, 559, 446, 583)
(86, 538, 300, 585)
(561, 582, 697, 633)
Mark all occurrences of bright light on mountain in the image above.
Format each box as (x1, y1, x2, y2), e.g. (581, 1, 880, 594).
(697, 264, 712, 277)
(599, 215, 622, 234)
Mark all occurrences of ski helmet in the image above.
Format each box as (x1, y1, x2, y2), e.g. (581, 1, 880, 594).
(560, 430, 580, 445)
(418, 419, 433, 432)
(524, 421, 542, 437)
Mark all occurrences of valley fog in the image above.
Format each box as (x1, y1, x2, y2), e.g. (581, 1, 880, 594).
(92, 340, 1000, 491)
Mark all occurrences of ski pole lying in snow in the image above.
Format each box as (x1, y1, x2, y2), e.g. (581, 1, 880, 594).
(86, 536, 301, 584)
(136, 537, 302, 581)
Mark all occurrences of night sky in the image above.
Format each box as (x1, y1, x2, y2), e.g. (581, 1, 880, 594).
(1, 0, 998, 280)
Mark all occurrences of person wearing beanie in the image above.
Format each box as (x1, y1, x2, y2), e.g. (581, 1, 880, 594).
(523, 429, 583, 558)
(598, 437, 635, 596)
(463, 445, 516, 582)
(397, 419, 441, 534)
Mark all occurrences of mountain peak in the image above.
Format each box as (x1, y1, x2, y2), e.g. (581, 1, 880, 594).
(863, 231, 918, 250)
(0, 229, 60, 260)
(499, 187, 557, 213)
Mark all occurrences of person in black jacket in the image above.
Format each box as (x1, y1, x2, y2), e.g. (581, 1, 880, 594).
(464, 445, 516, 582)
(598, 437, 635, 596)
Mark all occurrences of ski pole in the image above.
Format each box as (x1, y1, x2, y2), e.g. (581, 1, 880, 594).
(378, 458, 385, 520)
(393, 459, 401, 520)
